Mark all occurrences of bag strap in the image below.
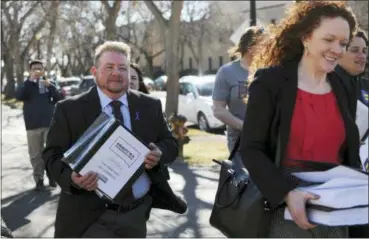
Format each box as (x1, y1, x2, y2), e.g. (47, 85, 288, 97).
(229, 134, 281, 167)
(228, 137, 241, 161)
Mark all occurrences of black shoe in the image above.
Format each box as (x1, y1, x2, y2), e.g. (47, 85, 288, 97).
(49, 179, 57, 188)
(35, 180, 45, 191)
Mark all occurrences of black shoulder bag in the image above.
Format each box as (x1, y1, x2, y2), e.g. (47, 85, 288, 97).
(209, 136, 281, 238)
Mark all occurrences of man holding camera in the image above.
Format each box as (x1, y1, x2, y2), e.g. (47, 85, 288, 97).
(16, 60, 62, 190)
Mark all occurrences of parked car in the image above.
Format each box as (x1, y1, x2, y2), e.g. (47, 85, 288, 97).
(154, 75, 167, 91)
(58, 77, 80, 97)
(143, 77, 155, 91)
(70, 75, 95, 96)
(178, 75, 225, 131)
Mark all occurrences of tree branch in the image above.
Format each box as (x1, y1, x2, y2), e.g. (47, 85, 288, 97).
(143, 1, 168, 28)
(1, 2, 14, 29)
(152, 48, 165, 58)
(20, 2, 40, 26)
(21, 16, 49, 58)
(112, 0, 122, 16)
(100, 1, 111, 12)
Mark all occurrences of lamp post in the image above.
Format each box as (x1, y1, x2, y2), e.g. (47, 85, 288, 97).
(250, 0, 256, 26)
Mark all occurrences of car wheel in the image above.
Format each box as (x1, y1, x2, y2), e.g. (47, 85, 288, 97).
(198, 112, 210, 132)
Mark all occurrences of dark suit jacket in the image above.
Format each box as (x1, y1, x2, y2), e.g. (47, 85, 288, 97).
(43, 87, 187, 237)
(240, 61, 362, 209)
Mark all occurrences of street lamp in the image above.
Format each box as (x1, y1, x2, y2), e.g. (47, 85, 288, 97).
(250, 0, 257, 26)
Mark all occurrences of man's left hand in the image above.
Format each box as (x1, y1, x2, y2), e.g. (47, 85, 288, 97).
(144, 143, 162, 169)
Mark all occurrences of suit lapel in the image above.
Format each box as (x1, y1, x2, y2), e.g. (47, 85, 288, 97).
(127, 90, 142, 136)
(82, 86, 102, 128)
(279, 62, 299, 160)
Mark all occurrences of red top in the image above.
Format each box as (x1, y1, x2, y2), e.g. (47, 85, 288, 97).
(282, 89, 346, 168)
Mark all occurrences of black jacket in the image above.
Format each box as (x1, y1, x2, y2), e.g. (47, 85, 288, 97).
(335, 65, 369, 112)
(240, 61, 361, 209)
(16, 79, 62, 130)
(42, 87, 187, 237)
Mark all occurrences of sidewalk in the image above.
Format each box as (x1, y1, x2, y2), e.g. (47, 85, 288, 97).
(1, 106, 225, 237)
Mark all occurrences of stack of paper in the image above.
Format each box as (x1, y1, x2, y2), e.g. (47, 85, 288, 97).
(284, 165, 369, 226)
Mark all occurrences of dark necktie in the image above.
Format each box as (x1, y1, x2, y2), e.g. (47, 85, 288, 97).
(109, 100, 135, 204)
(110, 100, 124, 124)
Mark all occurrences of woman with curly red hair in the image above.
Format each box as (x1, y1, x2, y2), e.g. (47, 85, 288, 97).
(240, 1, 362, 237)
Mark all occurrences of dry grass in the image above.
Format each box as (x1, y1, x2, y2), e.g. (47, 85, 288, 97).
(1, 94, 23, 109)
(186, 128, 211, 137)
(183, 138, 228, 166)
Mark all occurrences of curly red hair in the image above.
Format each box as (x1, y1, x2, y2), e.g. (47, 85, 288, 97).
(248, 1, 357, 82)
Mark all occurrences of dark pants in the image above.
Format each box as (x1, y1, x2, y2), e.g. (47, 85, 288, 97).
(81, 195, 152, 238)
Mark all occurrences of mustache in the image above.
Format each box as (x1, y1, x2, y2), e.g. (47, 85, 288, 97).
(107, 75, 123, 82)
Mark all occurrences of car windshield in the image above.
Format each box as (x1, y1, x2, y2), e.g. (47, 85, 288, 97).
(196, 82, 214, 96)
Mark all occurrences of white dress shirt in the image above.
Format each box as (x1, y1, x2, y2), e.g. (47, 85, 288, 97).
(97, 87, 151, 199)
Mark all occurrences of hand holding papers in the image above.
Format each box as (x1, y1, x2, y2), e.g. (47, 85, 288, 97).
(284, 166, 369, 226)
(62, 112, 150, 203)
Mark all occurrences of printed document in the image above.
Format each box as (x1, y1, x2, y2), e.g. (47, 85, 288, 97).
(78, 124, 150, 200)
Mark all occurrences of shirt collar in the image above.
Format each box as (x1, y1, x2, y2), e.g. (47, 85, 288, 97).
(96, 86, 128, 110)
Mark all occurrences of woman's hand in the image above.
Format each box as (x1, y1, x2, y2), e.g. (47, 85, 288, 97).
(284, 189, 320, 230)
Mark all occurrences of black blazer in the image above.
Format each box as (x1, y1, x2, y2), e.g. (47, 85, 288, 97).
(240, 61, 362, 209)
(42, 87, 187, 237)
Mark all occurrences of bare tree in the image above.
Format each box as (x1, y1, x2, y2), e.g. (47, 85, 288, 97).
(144, 1, 184, 116)
(348, 1, 368, 32)
(101, 0, 122, 40)
(1, 1, 49, 98)
(116, 3, 165, 77)
(44, 0, 60, 73)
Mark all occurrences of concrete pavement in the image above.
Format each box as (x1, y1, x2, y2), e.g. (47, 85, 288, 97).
(1, 105, 225, 237)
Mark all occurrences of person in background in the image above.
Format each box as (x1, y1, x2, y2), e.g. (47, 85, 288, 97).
(240, 1, 361, 237)
(336, 29, 368, 109)
(212, 26, 264, 152)
(130, 63, 149, 94)
(336, 29, 369, 238)
(16, 60, 61, 191)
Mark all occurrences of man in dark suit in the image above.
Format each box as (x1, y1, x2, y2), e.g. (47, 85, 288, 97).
(43, 41, 186, 238)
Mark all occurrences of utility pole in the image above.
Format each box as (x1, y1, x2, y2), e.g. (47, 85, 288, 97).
(250, 0, 256, 26)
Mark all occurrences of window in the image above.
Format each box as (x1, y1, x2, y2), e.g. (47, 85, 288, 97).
(179, 83, 195, 95)
(208, 57, 212, 71)
(196, 82, 214, 97)
(219, 56, 223, 67)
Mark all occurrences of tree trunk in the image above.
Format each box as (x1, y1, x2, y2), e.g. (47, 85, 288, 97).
(4, 56, 15, 99)
(198, 36, 204, 75)
(13, 35, 25, 86)
(143, 54, 154, 77)
(164, 31, 180, 115)
(46, 2, 59, 72)
(144, 0, 183, 115)
(102, 0, 121, 41)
